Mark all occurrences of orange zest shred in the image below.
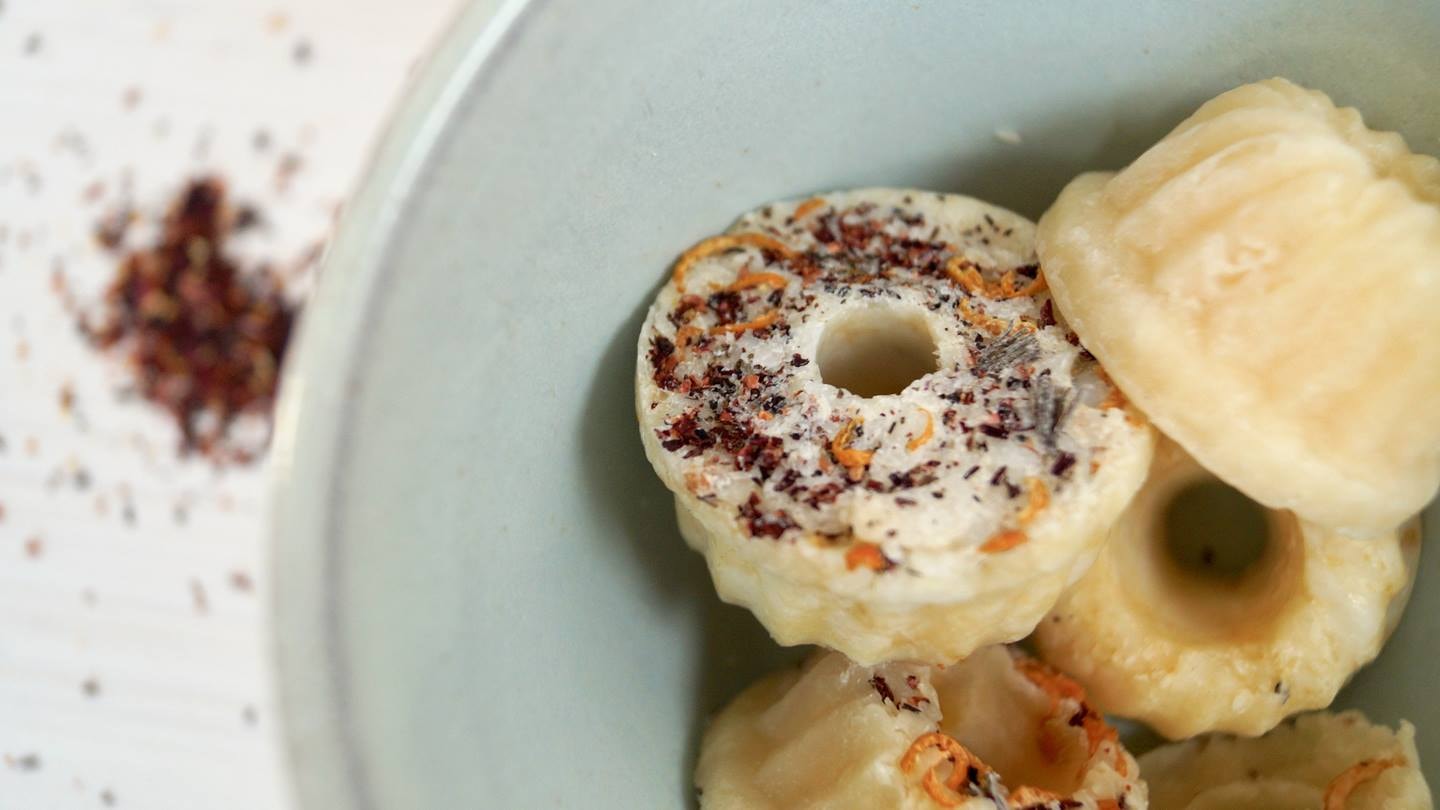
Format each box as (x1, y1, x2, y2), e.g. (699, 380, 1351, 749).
(900, 732, 986, 807)
(1008, 786, 1063, 806)
(792, 197, 826, 220)
(1097, 801, 1123, 810)
(674, 324, 702, 354)
(993, 268, 1049, 299)
(906, 408, 935, 452)
(1015, 656, 1123, 772)
(844, 542, 889, 572)
(922, 768, 963, 808)
(944, 254, 1048, 300)
(1016, 478, 1050, 527)
(1083, 714, 1121, 761)
(1092, 367, 1144, 426)
(817, 450, 834, 474)
(724, 270, 790, 292)
(708, 309, 781, 335)
(1012, 658, 1083, 769)
(1015, 657, 1087, 706)
(682, 470, 710, 496)
(1323, 757, 1404, 810)
(831, 418, 874, 480)
(944, 255, 990, 296)
(957, 297, 1008, 337)
(1099, 388, 1143, 427)
(900, 731, 1094, 809)
(1036, 726, 1063, 765)
(980, 529, 1027, 554)
(671, 232, 796, 293)
(1098, 384, 1128, 412)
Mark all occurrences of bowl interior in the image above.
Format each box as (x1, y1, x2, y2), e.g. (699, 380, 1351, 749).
(272, 1, 1440, 807)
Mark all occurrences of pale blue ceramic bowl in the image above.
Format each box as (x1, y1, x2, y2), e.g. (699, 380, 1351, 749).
(269, 1, 1440, 807)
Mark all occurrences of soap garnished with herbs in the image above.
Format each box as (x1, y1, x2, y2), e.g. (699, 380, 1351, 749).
(635, 188, 1153, 664)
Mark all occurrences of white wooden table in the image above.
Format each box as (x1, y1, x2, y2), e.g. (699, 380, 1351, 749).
(0, 2, 464, 807)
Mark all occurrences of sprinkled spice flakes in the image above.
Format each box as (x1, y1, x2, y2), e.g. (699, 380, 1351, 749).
(83, 178, 296, 463)
(694, 646, 1143, 810)
(897, 655, 1135, 809)
(639, 190, 1155, 663)
(640, 190, 1140, 564)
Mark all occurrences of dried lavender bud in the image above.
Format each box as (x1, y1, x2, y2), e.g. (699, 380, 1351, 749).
(1032, 370, 1073, 452)
(973, 328, 1039, 375)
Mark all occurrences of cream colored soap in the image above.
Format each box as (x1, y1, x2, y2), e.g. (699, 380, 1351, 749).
(636, 189, 1153, 664)
(1037, 78, 1440, 535)
(1140, 711, 1431, 810)
(696, 647, 1146, 810)
(1035, 438, 1419, 738)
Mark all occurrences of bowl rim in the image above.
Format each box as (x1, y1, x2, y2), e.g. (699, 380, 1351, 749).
(265, 2, 532, 808)
(263, 4, 1440, 805)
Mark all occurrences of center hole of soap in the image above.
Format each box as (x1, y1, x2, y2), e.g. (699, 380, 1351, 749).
(816, 307, 939, 397)
(1162, 480, 1270, 581)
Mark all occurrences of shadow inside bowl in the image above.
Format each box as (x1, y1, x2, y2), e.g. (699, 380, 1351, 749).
(579, 295, 803, 808)
(578, 295, 701, 605)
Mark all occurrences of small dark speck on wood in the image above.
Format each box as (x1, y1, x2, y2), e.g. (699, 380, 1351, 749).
(229, 570, 254, 593)
(973, 328, 1039, 376)
(190, 579, 209, 614)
